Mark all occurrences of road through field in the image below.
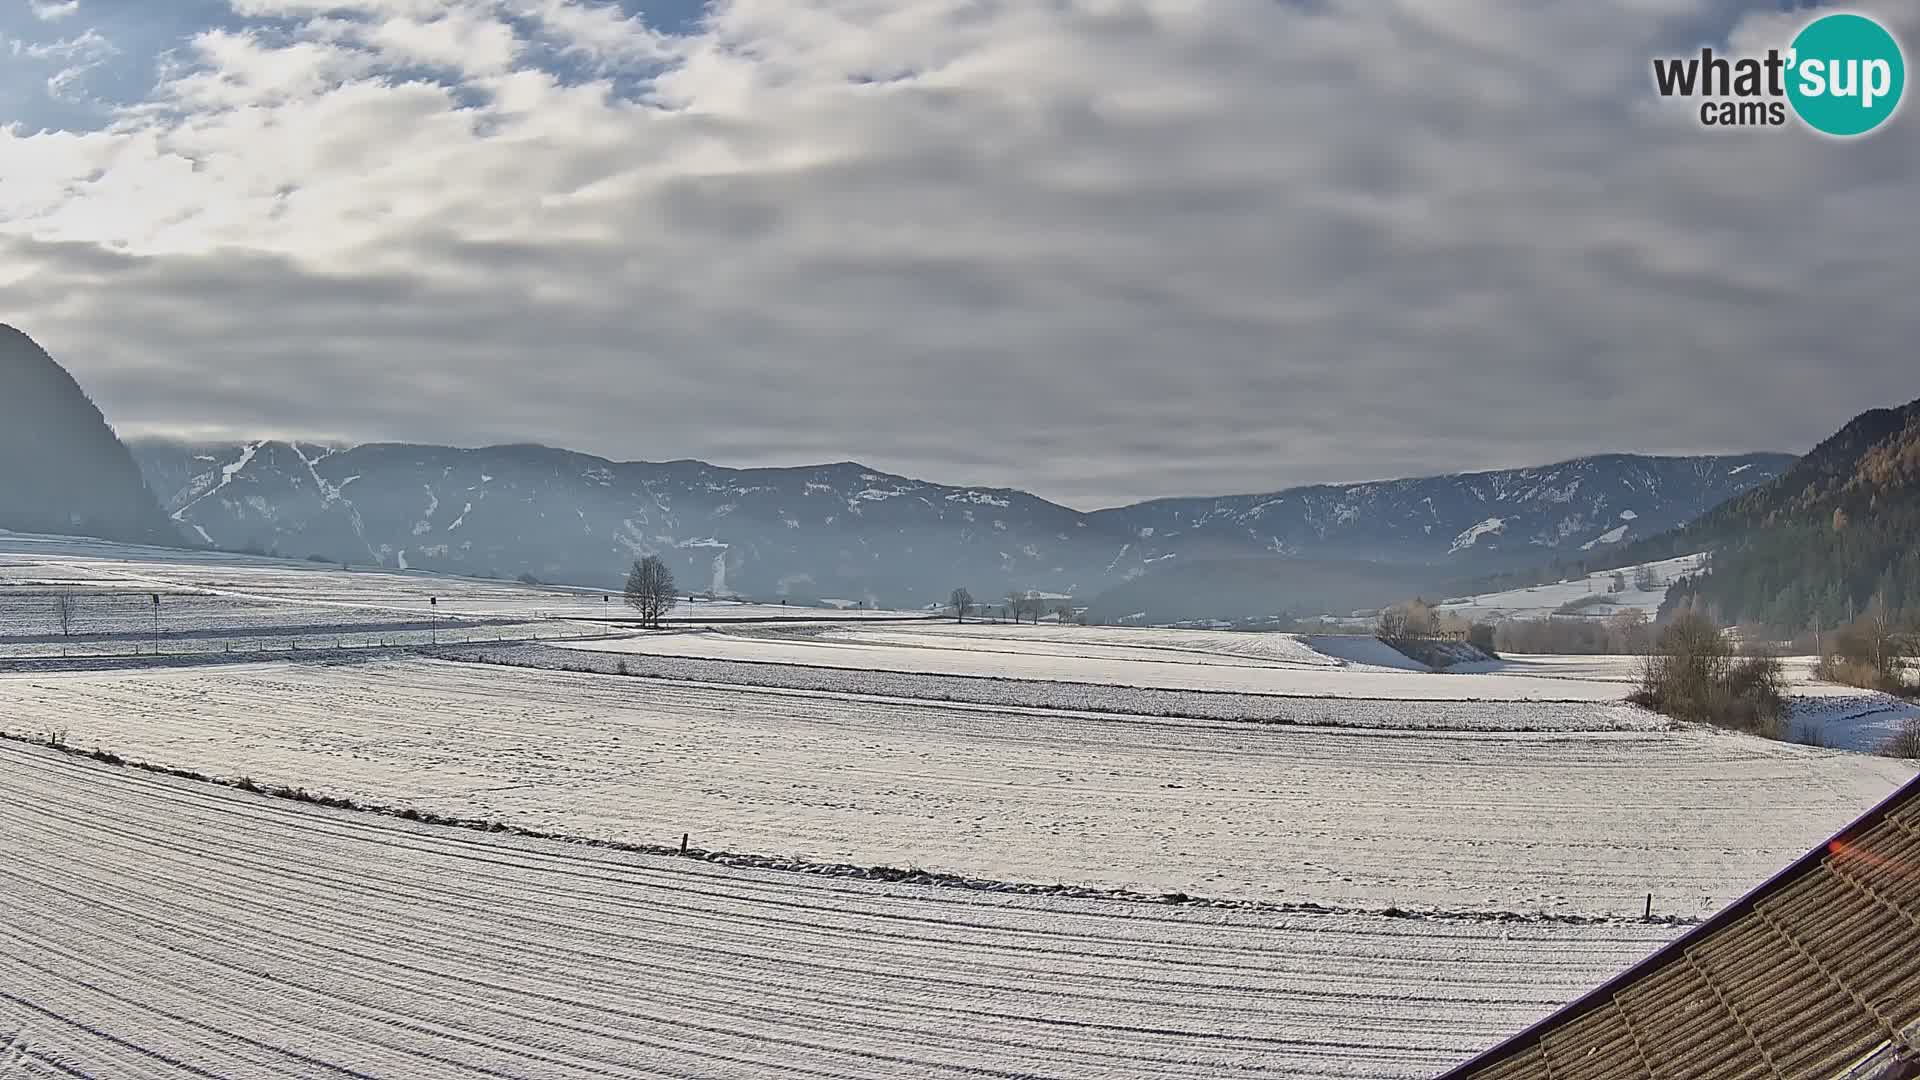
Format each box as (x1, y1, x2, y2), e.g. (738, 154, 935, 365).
(0, 740, 1682, 1079)
(3, 658, 1909, 915)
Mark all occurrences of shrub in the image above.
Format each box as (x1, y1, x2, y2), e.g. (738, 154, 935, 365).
(1467, 622, 1498, 658)
(1377, 599, 1436, 642)
(1494, 611, 1649, 655)
(1817, 611, 1914, 694)
(1553, 594, 1618, 615)
(1629, 612, 1786, 738)
(1880, 717, 1920, 759)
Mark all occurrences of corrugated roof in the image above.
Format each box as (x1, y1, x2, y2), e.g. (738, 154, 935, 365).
(1438, 771, 1920, 1080)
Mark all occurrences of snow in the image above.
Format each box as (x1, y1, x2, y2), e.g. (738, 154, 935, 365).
(1787, 693, 1920, 753)
(0, 534, 634, 647)
(9, 657, 1909, 918)
(1449, 516, 1506, 554)
(411, 486, 439, 535)
(560, 624, 1632, 700)
(2, 739, 1685, 1079)
(1300, 633, 1431, 672)
(1435, 553, 1706, 622)
(945, 491, 1010, 507)
(170, 440, 260, 520)
(3, 538, 1916, 1076)
(475, 644, 1669, 732)
(1579, 524, 1629, 550)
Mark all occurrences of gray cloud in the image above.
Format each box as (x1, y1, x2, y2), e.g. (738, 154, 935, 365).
(1, 0, 1917, 509)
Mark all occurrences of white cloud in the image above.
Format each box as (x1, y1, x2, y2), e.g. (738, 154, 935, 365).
(10, 25, 117, 101)
(0, 0, 1917, 506)
(28, 0, 81, 21)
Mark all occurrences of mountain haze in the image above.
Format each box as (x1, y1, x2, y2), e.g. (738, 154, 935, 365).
(133, 438, 1788, 613)
(0, 325, 175, 545)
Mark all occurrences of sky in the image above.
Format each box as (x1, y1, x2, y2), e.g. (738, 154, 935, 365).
(1, 0, 1917, 510)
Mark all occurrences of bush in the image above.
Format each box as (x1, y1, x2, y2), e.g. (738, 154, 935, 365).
(1629, 612, 1786, 738)
(1554, 594, 1617, 615)
(1467, 622, 1498, 658)
(1495, 611, 1649, 655)
(1817, 612, 1915, 694)
(1880, 717, 1920, 759)
(1377, 599, 1436, 642)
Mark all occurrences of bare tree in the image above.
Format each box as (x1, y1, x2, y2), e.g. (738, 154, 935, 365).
(624, 556, 678, 629)
(1610, 609, 1651, 655)
(1633, 564, 1659, 592)
(1053, 604, 1074, 624)
(1377, 598, 1436, 642)
(1005, 591, 1025, 625)
(55, 592, 75, 637)
(1827, 593, 1912, 691)
(949, 587, 973, 623)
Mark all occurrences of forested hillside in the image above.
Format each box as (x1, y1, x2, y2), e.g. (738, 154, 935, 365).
(0, 325, 176, 544)
(1644, 398, 1920, 629)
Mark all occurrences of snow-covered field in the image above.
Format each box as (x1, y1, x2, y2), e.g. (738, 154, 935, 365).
(5, 657, 1909, 917)
(558, 625, 1637, 700)
(5, 535, 1915, 1077)
(465, 643, 1671, 730)
(1435, 553, 1707, 622)
(0, 534, 919, 659)
(0, 533, 922, 624)
(1, 740, 1684, 1079)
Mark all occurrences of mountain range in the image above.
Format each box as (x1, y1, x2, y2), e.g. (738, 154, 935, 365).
(0, 322, 1809, 620)
(131, 436, 1790, 612)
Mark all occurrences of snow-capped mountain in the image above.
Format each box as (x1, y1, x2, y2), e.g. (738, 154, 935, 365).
(133, 441, 1118, 604)
(1092, 453, 1794, 569)
(132, 441, 1791, 607)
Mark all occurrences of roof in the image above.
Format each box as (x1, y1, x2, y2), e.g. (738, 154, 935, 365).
(1438, 771, 1920, 1080)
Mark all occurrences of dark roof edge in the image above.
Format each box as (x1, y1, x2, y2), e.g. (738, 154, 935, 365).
(1433, 768, 1920, 1079)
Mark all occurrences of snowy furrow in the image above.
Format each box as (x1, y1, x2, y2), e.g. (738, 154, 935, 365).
(0, 742, 1680, 1079)
(484, 646, 1665, 727)
(2, 660, 1909, 914)
(555, 630, 1632, 700)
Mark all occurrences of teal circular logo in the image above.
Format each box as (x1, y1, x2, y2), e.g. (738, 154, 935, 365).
(1787, 13, 1905, 137)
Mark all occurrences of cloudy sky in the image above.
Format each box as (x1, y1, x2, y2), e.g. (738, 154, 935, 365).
(2, 0, 1916, 508)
